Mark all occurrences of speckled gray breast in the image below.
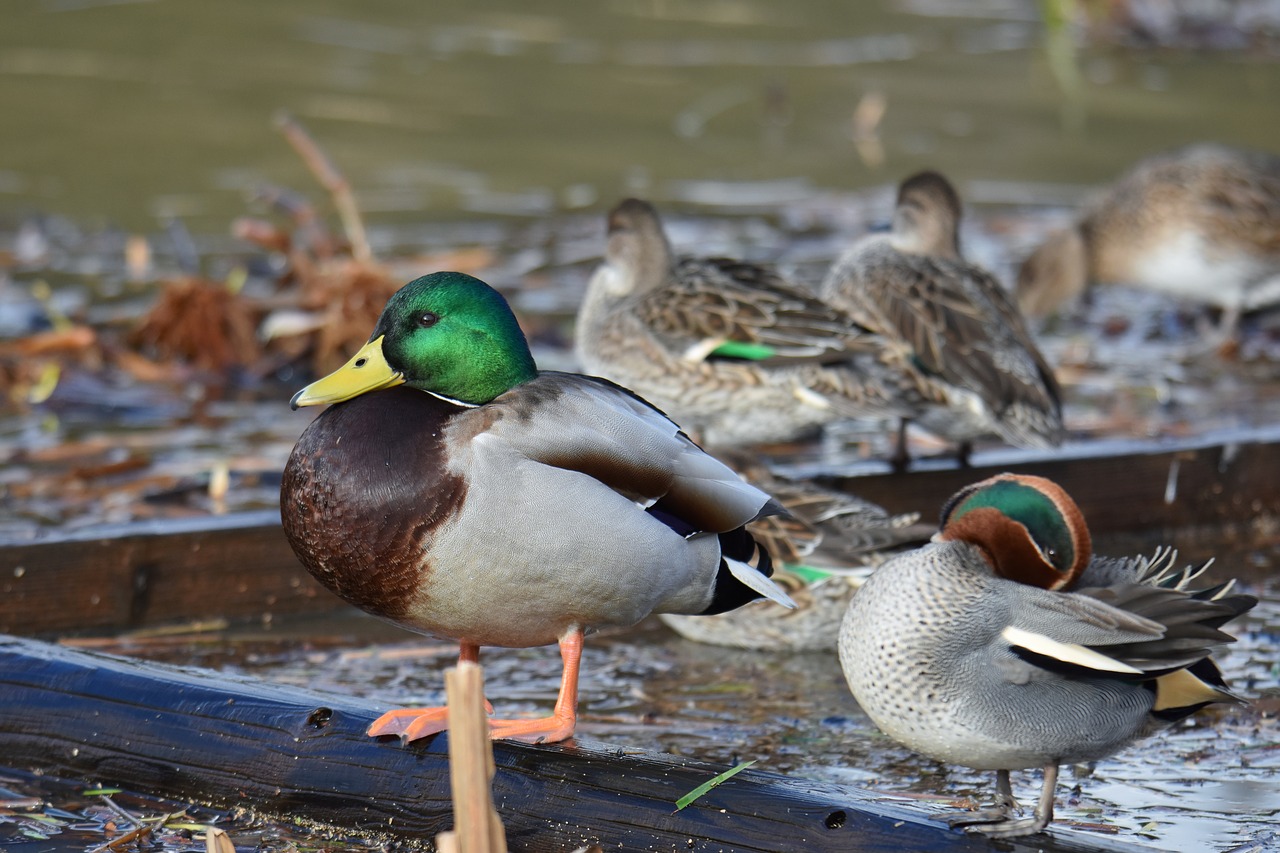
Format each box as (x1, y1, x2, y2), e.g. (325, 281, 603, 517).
(839, 541, 1154, 771)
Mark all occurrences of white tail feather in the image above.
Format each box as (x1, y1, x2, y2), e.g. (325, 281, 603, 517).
(726, 557, 798, 609)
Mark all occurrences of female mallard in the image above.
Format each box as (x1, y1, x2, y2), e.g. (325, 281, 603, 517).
(575, 197, 911, 449)
(661, 460, 930, 651)
(821, 172, 1064, 466)
(839, 473, 1256, 838)
(1016, 144, 1280, 341)
(281, 271, 794, 744)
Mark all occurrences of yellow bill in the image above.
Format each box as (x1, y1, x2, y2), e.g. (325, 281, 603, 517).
(290, 335, 405, 409)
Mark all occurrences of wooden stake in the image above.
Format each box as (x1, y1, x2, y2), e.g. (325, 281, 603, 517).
(440, 662, 508, 853)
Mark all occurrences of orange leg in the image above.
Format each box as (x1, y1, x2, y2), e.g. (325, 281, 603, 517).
(487, 628, 583, 745)
(367, 642, 492, 742)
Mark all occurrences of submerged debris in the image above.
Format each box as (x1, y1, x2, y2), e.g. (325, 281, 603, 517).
(0, 325, 98, 406)
(0, 772, 397, 853)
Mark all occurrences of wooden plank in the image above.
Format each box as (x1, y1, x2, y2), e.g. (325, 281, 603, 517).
(0, 510, 336, 635)
(808, 425, 1280, 541)
(0, 635, 1153, 853)
(4, 425, 1280, 636)
(442, 662, 508, 853)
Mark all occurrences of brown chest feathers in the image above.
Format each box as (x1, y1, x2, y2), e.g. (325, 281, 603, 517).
(281, 386, 468, 622)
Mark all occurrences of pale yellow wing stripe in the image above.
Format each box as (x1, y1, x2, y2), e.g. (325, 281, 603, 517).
(1153, 668, 1241, 711)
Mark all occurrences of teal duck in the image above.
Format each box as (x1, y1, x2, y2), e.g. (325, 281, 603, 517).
(839, 473, 1256, 838)
(1016, 144, 1280, 341)
(575, 197, 912, 449)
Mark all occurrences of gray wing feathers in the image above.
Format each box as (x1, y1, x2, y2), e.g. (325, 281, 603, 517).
(486, 373, 775, 529)
(1007, 559, 1251, 677)
(1010, 587, 1165, 645)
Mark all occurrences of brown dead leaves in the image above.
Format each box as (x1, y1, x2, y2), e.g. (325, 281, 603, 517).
(3, 114, 495, 410)
(129, 277, 260, 373)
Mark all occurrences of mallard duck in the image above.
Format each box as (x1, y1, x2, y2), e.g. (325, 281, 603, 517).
(839, 473, 1256, 838)
(575, 198, 911, 449)
(281, 271, 795, 744)
(821, 172, 1064, 468)
(1016, 144, 1280, 341)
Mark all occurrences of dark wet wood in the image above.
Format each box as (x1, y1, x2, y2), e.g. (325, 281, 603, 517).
(820, 424, 1280, 541)
(4, 425, 1279, 637)
(0, 635, 1149, 853)
(0, 510, 336, 635)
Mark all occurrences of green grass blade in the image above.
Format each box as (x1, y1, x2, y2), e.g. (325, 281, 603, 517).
(674, 760, 756, 811)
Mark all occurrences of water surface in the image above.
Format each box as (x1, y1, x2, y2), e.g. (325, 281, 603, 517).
(2, 0, 1277, 234)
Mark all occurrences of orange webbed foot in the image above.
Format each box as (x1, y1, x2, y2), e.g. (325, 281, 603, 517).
(367, 707, 450, 742)
(367, 699, 498, 742)
(483, 628, 583, 744)
(487, 710, 577, 745)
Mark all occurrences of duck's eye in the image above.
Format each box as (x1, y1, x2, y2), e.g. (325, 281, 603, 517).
(418, 312, 440, 328)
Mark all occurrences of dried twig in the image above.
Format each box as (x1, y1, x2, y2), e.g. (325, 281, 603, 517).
(274, 112, 371, 263)
(98, 796, 140, 828)
(88, 807, 187, 853)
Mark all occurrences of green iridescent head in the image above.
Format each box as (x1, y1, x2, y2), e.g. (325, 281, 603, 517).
(938, 473, 1091, 590)
(291, 272, 538, 409)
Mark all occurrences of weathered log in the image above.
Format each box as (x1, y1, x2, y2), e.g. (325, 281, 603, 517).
(0, 636, 1152, 853)
(4, 426, 1279, 636)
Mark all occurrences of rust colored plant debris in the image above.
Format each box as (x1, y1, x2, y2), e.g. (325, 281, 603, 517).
(129, 276, 260, 374)
(233, 113, 403, 376)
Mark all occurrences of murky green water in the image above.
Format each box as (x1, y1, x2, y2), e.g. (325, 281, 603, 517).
(2, 0, 1278, 233)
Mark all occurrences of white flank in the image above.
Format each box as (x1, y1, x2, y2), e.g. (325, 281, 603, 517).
(1002, 625, 1143, 675)
(1131, 230, 1252, 307)
(1244, 274, 1280, 312)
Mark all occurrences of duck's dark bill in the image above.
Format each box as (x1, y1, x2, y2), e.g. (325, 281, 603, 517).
(291, 335, 405, 409)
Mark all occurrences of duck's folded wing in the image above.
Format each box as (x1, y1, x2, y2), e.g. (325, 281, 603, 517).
(853, 250, 1061, 419)
(484, 372, 781, 532)
(633, 258, 879, 364)
(1004, 582, 1248, 679)
(743, 468, 927, 563)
